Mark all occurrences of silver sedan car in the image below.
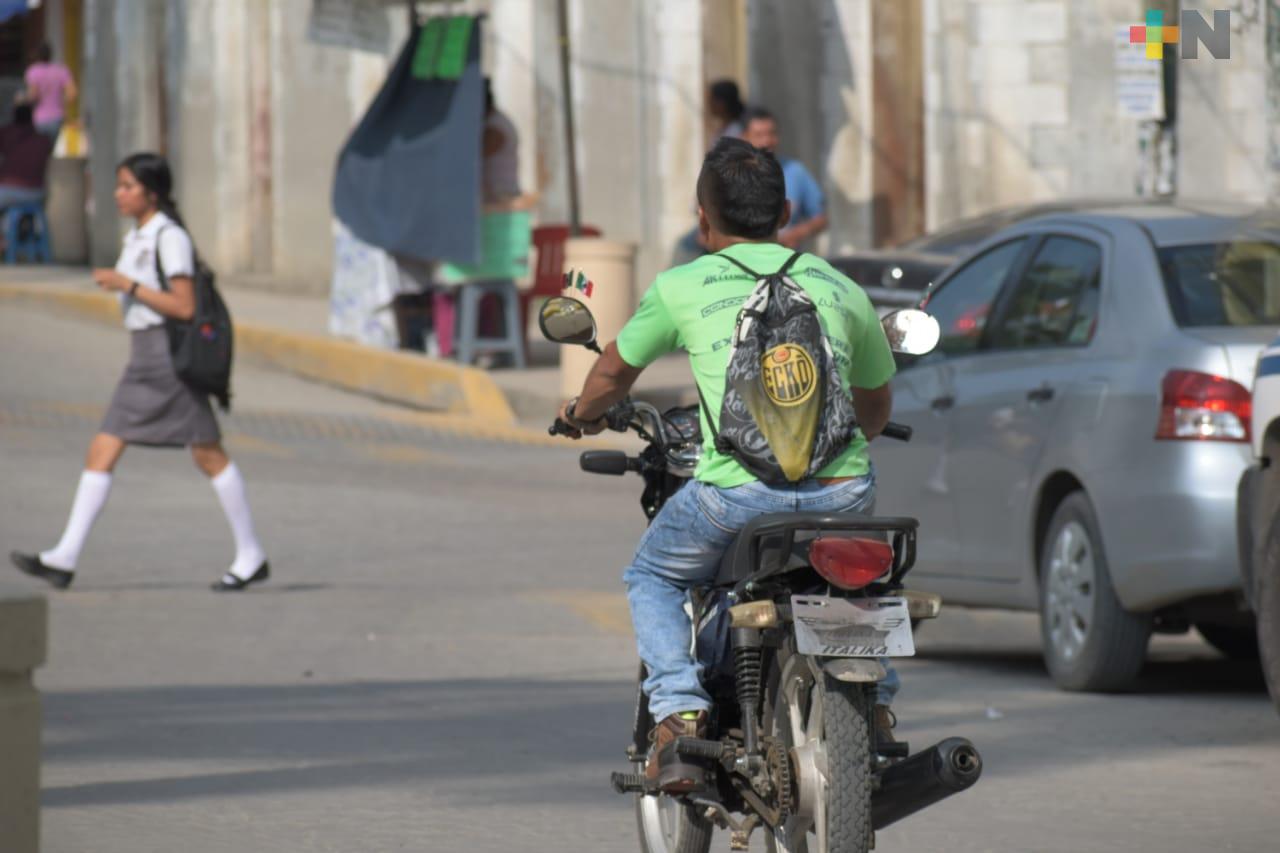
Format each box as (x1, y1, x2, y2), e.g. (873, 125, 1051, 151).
(872, 202, 1280, 690)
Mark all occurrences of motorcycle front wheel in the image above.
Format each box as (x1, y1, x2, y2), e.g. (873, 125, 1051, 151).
(764, 649, 873, 853)
(634, 774, 713, 853)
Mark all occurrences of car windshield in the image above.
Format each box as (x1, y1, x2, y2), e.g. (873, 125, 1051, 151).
(1158, 241, 1280, 327)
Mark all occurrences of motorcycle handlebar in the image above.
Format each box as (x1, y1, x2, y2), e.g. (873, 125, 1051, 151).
(881, 422, 913, 442)
(547, 419, 571, 436)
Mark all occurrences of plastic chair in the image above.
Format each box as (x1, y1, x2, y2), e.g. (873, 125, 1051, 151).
(520, 224, 602, 346)
(2, 199, 51, 264)
(453, 278, 526, 368)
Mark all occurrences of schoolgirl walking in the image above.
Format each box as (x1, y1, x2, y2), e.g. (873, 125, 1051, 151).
(10, 152, 270, 592)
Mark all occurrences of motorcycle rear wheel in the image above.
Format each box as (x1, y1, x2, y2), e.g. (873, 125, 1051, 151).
(765, 651, 873, 853)
(634, 781, 713, 853)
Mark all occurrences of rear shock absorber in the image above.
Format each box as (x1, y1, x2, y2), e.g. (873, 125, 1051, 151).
(732, 627, 764, 755)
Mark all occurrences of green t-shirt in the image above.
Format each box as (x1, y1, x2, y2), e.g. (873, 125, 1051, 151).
(615, 243, 896, 488)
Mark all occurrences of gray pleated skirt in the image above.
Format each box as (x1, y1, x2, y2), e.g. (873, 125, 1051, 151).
(100, 326, 221, 447)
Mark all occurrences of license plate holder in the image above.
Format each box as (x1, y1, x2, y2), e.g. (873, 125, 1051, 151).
(792, 595, 915, 657)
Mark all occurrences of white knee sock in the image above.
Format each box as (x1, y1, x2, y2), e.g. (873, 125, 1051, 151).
(40, 470, 113, 571)
(210, 463, 267, 579)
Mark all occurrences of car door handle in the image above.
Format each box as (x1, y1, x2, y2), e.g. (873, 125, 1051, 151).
(1027, 386, 1056, 403)
(930, 395, 955, 411)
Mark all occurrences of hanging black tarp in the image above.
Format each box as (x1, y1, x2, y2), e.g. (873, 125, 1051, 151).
(332, 18, 483, 265)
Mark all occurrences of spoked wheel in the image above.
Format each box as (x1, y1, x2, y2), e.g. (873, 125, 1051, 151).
(634, 769, 714, 853)
(764, 649, 873, 853)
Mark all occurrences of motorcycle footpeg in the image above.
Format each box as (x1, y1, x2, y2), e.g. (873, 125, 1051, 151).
(674, 736, 729, 760)
(610, 771, 656, 795)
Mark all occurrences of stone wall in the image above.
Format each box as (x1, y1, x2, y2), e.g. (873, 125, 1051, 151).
(923, 0, 1145, 228)
(1177, 0, 1279, 204)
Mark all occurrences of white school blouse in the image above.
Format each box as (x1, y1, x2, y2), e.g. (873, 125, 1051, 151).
(114, 211, 195, 331)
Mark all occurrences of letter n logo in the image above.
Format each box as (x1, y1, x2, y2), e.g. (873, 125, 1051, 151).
(1180, 9, 1231, 59)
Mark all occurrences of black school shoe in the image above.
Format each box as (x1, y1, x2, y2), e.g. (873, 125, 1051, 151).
(10, 551, 75, 589)
(211, 561, 270, 592)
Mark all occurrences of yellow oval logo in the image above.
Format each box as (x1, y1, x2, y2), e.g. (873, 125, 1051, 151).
(761, 344, 817, 407)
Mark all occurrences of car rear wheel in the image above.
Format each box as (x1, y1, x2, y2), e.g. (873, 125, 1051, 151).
(1039, 492, 1151, 691)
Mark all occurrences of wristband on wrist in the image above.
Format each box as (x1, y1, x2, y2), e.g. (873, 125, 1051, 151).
(567, 397, 604, 428)
(128, 281, 140, 297)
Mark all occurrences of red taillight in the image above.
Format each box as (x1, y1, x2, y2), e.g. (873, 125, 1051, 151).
(1155, 369, 1251, 443)
(809, 537, 894, 590)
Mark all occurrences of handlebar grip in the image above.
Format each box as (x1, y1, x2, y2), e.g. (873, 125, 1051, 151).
(548, 418, 575, 437)
(882, 422, 913, 442)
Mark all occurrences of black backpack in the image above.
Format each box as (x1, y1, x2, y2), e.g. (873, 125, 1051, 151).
(699, 251, 858, 484)
(155, 227, 234, 411)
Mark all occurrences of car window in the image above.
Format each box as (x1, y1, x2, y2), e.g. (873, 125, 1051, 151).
(922, 239, 1027, 356)
(1159, 241, 1280, 327)
(988, 237, 1102, 349)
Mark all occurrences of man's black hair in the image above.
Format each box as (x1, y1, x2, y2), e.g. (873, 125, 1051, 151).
(696, 137, 786, 239)
(741, 105, 776, 127)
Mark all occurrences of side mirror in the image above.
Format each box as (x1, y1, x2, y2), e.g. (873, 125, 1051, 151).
(539, 296, 601, 352)
(881, 309, 941, 356)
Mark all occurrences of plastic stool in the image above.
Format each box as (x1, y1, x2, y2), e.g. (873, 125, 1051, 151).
(453, 279, 527, 369)
(2, 199, 52, 264)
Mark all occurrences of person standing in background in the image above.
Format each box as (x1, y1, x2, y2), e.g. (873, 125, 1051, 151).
(9, 153, 271, 593)
(23, 43, 77, 139)
(740, 106, 828, 251)
(482, 78, 520, 204)
(706, 79, 745, 147)
(0, 103, 53, 211)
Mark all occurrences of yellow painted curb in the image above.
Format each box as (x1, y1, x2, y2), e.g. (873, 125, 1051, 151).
(0, 284, 517, 424)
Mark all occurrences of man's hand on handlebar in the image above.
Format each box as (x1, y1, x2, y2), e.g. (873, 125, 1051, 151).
(554, 398, 608, 440)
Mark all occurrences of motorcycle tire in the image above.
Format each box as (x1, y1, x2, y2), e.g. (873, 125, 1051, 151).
(765, 649, 873, 853)
(634, 781, 713, 853)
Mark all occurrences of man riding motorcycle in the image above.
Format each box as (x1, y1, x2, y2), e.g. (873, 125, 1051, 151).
(557, 137, 899, 793)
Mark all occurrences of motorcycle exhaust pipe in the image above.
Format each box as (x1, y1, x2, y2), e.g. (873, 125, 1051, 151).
(871, 737, 982, 831)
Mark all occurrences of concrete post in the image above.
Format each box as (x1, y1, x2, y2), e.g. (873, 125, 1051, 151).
(47, 157, 89, 264)
(0, 583, 48, 853)
(559, 237, 638, 398)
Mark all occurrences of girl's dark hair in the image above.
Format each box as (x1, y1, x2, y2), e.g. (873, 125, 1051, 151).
(709, 79, 744, 121)
(118, 152, 184, 226)
(35, 43, 52, 63)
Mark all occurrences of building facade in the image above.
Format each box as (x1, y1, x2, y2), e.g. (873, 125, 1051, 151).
(22, 0, 1280, 294)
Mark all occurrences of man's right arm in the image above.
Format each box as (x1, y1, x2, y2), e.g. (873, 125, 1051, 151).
(852, 384, 892, 440)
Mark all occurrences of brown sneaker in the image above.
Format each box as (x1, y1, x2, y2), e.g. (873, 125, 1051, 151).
(645, 711, 709, 793)
(874, 704, 899, 747)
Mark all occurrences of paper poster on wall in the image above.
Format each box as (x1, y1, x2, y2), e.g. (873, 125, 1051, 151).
(1114, 25, 1165, 121)
(308, 0, 391, 54)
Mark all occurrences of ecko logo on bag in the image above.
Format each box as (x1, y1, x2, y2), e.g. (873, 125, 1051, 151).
(1129, 9, 1230, 59)
(199, 323, 216, 341)
(761, 344, 817, 407)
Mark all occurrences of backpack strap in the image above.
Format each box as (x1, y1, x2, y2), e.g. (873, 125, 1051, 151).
(153, 225, 170, 293)
(717, 249, 803, 281)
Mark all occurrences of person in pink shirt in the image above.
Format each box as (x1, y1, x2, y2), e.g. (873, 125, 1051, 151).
(24, 43, 77, 139)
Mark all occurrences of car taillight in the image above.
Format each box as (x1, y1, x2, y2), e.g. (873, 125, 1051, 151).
(1155, 369, 1251, 442)
(808, 537, 894, 590)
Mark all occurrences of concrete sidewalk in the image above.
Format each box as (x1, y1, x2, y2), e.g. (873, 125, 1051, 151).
(0, 265, 698, 429)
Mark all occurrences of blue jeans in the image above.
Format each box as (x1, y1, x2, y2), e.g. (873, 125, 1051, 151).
(623, 473, 900, 721)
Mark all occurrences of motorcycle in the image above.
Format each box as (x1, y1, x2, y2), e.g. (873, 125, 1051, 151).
(541, 296, 982, 852)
